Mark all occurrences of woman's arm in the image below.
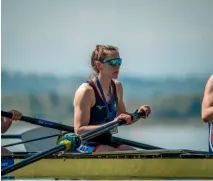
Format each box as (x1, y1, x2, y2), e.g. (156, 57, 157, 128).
(73, 84, 99, 135)
(1, 117, 12, 133)
(202, 75, 213, 122)
(1, 110, 22, 133)
(74, 84, 120, 135)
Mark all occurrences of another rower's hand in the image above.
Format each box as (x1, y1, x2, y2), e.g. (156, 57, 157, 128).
(137, 105, 151, 119)
(10, 110, 22, 120)
(114, 113, 132, 125)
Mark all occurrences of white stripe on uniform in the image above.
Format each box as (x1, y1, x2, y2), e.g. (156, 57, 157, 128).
(209, 122, 213, 153)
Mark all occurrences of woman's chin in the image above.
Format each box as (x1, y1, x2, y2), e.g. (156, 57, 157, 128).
(112, 72, 119, 79)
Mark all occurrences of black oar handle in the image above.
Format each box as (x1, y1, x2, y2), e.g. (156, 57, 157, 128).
(1, 111, 13, 119)
(1, 111, 74, 132)
(134, 110, 146, 118)
(118, 110, 146, 125)
(1, 134, 22, 139)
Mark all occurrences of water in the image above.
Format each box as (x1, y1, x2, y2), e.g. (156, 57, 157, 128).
(118, 123, 209, 152)
(2, 121, 209, 152)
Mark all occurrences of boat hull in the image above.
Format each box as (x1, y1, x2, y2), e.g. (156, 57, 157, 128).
(1, 150, 213, 179)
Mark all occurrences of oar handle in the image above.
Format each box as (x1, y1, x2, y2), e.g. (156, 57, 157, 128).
(1, 111, 74, 132)
(1, 111, 13, 119)
(1, 134, 22, 139)
(118, 110, 146, 125)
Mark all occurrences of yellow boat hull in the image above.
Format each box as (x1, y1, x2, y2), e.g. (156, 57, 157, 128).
(2, 150, 213, 179)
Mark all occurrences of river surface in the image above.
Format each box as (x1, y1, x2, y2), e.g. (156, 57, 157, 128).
(1, 120, 210, 152)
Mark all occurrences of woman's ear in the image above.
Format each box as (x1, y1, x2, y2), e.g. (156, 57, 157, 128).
(94, 61, 102, 70)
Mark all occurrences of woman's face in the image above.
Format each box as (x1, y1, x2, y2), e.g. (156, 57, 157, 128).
(96, 51, 122, 79)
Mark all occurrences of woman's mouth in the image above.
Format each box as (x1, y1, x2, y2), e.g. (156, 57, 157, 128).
(113, 71, 119, 75)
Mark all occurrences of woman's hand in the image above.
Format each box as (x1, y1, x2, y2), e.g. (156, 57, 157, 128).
(11, 110, 22, 120)
(113, 113, 133, 125)
(137, 105, 151, 119)
(113, 105, 151, 126)
(1, 110, 22, 133)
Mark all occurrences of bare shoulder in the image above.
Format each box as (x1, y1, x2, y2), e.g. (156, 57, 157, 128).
(205, 74, 213, 92)
(208, 74, 213, 84)
(203, 74, 213, 104)
(113, 79, 123, 90)
(74, 83, 94, 106)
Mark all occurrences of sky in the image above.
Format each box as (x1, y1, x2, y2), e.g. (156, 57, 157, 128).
(1, 0, 213, 78)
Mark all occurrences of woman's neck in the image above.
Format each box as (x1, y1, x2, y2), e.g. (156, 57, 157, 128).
(97, 74, 111, 91)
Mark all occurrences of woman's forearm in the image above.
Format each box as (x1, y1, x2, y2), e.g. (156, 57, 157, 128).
(202, 106, 213, 122)
(1, 117, 12, 133)
(75, 120, 117, 135)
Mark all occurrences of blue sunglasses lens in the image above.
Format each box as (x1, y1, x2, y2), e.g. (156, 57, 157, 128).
(107, 58, 122, 67)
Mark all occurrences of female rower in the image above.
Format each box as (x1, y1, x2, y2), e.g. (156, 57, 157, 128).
(1, 109, 22, 154)
(201, 74, 213, 153)
(1, 109, 22, 133)
(73, 45, 151, 153)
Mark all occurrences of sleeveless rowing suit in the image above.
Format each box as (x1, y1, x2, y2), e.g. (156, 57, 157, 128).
(76, 77, 121, 153)
(208, 122, 213, 153)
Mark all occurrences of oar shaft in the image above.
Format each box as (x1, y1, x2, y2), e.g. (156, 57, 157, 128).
(1, 111, 74, 132)
(81, 121, 122, 141)
(1, 134, 22, 139)
(113, 137, 163, 150)
(1, 144, 66, 176)
(3, 134, 60, 148)
(81, 111, 144, 141)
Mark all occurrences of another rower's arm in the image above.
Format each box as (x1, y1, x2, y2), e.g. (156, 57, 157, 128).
(1, 117, 12, 133)
(202, 75, 213, 122)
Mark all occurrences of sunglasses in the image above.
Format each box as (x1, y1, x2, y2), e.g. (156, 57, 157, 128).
(100, 58, 122, 67)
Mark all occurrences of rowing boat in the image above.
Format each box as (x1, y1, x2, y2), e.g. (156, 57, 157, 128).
(1, 111, 213, 180)
(1, 149, 213, 179)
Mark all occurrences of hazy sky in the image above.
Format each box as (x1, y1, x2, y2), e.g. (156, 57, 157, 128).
(1, 0, 213, 77)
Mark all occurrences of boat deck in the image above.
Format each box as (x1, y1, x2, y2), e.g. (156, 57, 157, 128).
(2, 149, 213, 158)
(1, 149, 213, 180)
